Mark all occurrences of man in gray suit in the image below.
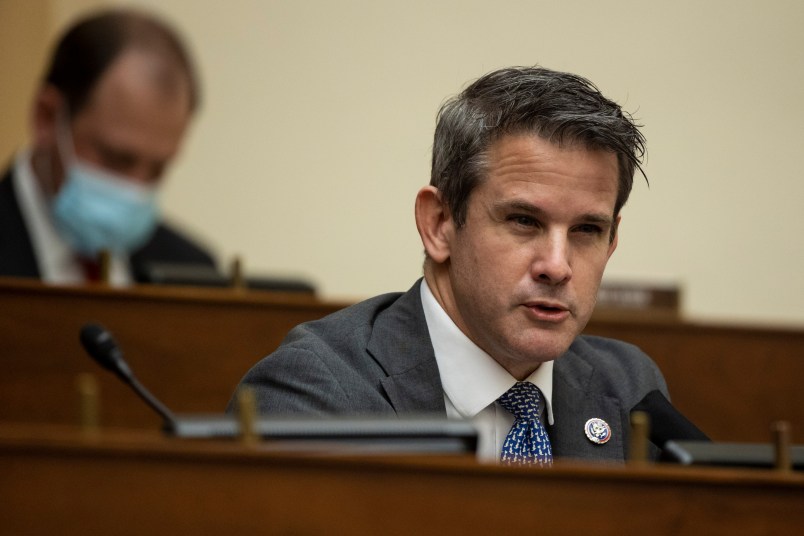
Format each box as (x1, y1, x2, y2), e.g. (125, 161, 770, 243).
(232, 66, 670, 464)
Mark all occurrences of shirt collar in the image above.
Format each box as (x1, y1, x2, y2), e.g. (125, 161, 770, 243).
(419, 278, 554, 425)
(13, 149, 82, 283)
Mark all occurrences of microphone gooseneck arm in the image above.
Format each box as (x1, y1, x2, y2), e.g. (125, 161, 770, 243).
(120, 373, 177, 426)
(79, 323, 177, 427)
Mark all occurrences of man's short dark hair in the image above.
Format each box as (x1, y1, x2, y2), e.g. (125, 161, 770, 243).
(43, 8, 199, 115)
(431, 66, 646, 229)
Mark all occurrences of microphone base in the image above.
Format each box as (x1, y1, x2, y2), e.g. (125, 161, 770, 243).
(663, 440, 804, 470)
(164, 415, 479, 455)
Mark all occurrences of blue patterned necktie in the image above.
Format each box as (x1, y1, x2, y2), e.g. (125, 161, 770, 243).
(498, 381, 553, 467)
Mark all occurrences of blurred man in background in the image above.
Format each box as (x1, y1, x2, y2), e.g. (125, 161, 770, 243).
(0, 8, 217, 285)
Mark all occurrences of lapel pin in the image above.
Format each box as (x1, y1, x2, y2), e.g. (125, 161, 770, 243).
(584, 418, 611, 445)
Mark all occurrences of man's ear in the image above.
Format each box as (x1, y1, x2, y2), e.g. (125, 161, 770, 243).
(415, 186, 454, 264)
(31, 85, 64, 150)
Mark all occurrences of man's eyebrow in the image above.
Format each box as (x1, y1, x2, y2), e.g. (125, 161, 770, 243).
(491, 199, 614, 226)
(580, 213, 615, 227)
(491, 199, 546, 216)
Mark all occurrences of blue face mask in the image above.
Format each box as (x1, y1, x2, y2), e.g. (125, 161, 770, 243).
(50, 120, 159, 256)
(51, 163, 159, 256)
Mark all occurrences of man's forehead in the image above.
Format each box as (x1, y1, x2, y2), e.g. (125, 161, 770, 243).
(78, 48, 191, 119)
(482, 134, 617, 185)
(66, 48, 192, 172)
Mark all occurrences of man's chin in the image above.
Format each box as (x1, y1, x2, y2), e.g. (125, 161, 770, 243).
(522, 336, 575, 364)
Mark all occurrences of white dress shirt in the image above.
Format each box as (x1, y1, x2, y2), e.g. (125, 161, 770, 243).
(12, 150, 132, 286)
(420, 279, 554, 462)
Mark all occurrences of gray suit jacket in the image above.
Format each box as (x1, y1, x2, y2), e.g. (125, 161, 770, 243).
(233, 279, 669, 462)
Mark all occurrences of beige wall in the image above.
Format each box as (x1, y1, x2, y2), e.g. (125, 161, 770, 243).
(5, 0, 804, 326)
(0, 0, 49, 161)
(0, 0, 108, 159)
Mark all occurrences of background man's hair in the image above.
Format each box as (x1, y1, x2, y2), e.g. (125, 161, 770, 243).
(431, 66, 647, 229)
(43, 8, 199, 115)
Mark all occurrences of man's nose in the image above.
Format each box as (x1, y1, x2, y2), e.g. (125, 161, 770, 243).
(531, 233, 572, 285)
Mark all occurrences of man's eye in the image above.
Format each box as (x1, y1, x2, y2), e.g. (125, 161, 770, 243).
(574, 224, 604, 235)
(508, 215, 538, 227)
(99, 149, 136, 171)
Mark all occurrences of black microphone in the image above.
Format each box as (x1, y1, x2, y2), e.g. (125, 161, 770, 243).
(631, 390, 710, 448)
(79, 323, 177, 426)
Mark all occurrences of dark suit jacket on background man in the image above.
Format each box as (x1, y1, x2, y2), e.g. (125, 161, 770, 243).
(0, 166, 216, 281)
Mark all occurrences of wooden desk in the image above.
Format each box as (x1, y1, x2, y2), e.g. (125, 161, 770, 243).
(0, 424, 801, 536)
(1, 277, 802, 442)
(0, 278, 346, 428)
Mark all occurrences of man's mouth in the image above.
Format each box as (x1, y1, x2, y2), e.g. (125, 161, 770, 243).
(523, 301, 571, 322)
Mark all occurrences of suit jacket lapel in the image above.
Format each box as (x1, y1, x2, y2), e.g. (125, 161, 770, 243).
(549, 347, 626, 461)
(366, 280, 447, 415)
(0, 166, 41, 278)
